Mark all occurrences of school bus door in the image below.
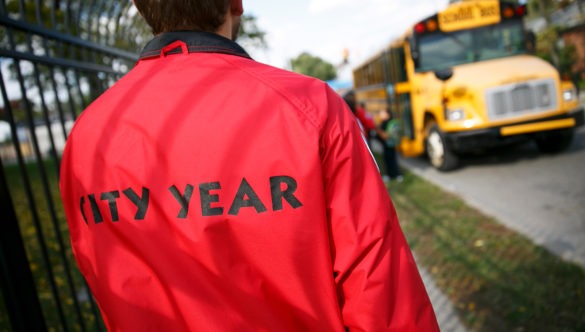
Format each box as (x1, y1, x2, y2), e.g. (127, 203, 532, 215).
(384, 47, 418, 157)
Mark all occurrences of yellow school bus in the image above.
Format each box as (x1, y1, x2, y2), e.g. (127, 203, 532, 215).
(353, 0, 584, 171)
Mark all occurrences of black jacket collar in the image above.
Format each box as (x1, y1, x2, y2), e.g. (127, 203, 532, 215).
(139, 31, 252, 60)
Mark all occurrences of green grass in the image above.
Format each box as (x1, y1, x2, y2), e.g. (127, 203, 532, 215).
(387, 169, 585, 332)
(2, 158, 585, 331)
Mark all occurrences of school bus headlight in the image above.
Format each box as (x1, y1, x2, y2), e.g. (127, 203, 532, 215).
(562, 88, 576, 102)
(446, 108, 465, 121)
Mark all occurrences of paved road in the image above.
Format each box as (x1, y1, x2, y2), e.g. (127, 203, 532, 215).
(401, 116, 585, 268)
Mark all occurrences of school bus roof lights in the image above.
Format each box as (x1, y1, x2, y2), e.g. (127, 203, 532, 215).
(514, 4, 526, 17)
(502, 6, 515, 19)
(426, 18, 438, 32)
(414, 22, 426, 34)
(414, 17, 440, 35)
(501, 3, 527, 19)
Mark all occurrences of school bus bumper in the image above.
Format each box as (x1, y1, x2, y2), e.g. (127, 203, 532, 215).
(444, 107, 584, 153)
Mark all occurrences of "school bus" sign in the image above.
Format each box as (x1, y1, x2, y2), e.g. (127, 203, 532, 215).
(438, 0, 501, 32)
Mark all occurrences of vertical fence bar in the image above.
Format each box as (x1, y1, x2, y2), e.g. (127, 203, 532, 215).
(33, 61, 88, 332)
(14, 59, 70, 332)
(0, 158, 47, 332)
(26, 2, 87, 324)
(0, 65, 48, 332)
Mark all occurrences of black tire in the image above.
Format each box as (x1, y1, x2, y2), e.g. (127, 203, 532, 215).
(425, 124, 459, 171)
(534, 128, 574, 154)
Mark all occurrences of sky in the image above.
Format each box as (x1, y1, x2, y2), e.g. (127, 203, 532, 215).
(243, 0, 449, 82)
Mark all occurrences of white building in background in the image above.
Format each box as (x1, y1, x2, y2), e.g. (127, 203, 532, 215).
(28, 120, 75, 157)
(0, 119, 75, 162)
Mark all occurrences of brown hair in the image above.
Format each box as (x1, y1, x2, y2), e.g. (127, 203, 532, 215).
(133, 0, 231, 35)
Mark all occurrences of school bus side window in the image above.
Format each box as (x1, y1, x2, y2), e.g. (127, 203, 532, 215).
(391, 47, 407, 83)
(387, 47, 414, 140)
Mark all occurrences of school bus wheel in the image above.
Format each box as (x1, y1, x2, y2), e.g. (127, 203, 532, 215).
(425, 123, 459, 171)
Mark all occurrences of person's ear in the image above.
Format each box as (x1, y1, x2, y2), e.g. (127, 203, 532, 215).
(231, 0, 243, 16)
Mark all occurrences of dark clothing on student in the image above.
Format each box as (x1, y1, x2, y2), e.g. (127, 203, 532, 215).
(380, 119, 402, 179)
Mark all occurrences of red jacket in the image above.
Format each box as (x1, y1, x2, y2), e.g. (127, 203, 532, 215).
(355, 106, 376, 133)
(60, 31, 438, 331)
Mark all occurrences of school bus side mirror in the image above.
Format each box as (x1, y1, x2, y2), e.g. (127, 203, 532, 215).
(434, 68, 453, 82)
(408, 36, 420, 67)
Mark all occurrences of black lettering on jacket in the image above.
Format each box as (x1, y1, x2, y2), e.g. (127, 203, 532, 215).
(78, 187, 150, 225)
(270, 176, 303, 210)
(101, 191, 120, 222)
(79, 197, 88, 224)
(169, 185, 193, 219)
(200, 182, 223, 216)
(76, 175, 303, 226)
(88, 194, 103, 223)
(123, 187, 150, 220)
(228, 178, 267, 215)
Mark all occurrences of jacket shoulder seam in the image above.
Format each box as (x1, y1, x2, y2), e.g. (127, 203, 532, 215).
(221, 57, 323, 130)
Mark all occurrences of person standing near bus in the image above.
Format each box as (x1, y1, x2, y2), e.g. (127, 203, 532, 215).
(343, 90, 377, 142)
(59, 0, 439, 331)
(378, 108, 404, 182)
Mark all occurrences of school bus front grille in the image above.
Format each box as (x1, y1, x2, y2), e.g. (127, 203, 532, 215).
(485, 78, 557, 121)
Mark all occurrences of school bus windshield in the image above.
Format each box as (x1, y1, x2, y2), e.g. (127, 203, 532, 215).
(417, 19, 527, 72)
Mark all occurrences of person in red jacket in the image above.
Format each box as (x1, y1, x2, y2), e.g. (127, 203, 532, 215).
(59, 0, 439, 331)
(343, 91, 377, 141)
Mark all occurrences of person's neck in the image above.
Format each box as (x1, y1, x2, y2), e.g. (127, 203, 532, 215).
(215, 12, 233, 40)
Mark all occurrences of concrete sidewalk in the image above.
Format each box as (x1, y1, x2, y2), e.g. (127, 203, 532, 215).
(417, 262, 469, 332)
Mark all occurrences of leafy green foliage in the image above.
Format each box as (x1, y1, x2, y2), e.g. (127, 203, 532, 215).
(526, 0, 583, 74)
(238, 14, 267, 50)
(290, 52, 337, 81)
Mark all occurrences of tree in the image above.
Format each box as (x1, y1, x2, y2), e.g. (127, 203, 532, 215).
(290, 52, 337, 81)
(530, 0, 561, 67)
(238, 14, 267, 50)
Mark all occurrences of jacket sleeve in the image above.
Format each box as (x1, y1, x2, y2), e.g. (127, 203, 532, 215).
(355, 107, 376, 131)
(320, 91, 439, 331)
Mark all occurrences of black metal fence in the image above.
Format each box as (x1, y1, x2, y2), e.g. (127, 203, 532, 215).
(0, 1, 145, 331)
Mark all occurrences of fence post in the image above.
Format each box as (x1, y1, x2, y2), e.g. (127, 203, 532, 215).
(0, 158, 47, 332)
